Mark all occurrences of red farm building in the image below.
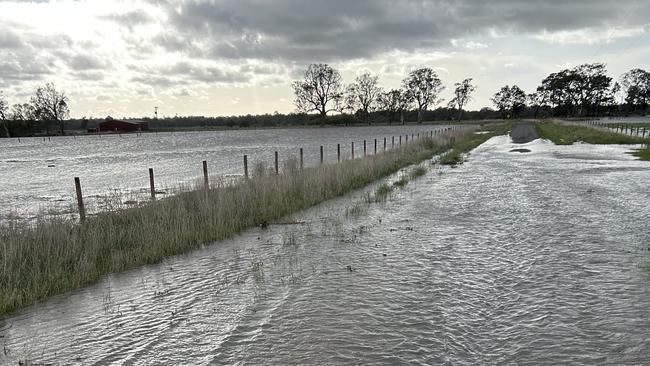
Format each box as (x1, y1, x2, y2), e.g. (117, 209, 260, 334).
(98, 117, 149, 133)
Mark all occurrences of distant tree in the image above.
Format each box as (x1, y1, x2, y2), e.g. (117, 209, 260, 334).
(378, 89, 412, 125)
(292, 64, 343, 117)
(527, 89, 549, 119)
(347, 73, 382, 125)
(448, 78, 476, 121)
(403, 67, 444, 123)
(619, 68, 650, 114)
(30, 83, 70, 135)
(537, 63, 612, 117)
(491, 85, 526, 119)
(0, 91, 9, 137)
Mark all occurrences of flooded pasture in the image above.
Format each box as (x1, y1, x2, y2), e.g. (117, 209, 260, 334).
(0, 124, 446, 221)
(1, 134, 650, 365)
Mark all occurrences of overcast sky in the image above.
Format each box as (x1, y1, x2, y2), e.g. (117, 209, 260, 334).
(1, 0, 649, 118)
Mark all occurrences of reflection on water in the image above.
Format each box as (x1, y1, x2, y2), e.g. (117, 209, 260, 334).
(0, 125, 447, 221)
(1, 135, 649, 365)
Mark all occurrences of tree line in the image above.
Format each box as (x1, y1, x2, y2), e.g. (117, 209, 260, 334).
(1, 64, 649, 137)
(292, 63, 650, 123)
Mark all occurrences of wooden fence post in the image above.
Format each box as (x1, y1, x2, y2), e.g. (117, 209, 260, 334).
(244, 155, 249, 179)
(392, 136, 395, 148)
(149, 168, 156, 200)
(374, 139, 377, 154)
(320, 145, 324, 164)
(202, 160, 209, 189)
(337, 143, 341, 162)
(274, 151, 279, 175)
(352, 141, 355, 159)
(300, 148, 304, 169)
(363, 140, 367, 156)
(399, 135, 402, 146)
(383, 137, 387, 150)
(74, 177, 86, 222)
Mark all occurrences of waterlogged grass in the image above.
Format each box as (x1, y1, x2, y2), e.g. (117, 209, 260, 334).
(409, 166, 427, 179)
(0, 123, 513, 316)
(536, 122, 646, 145)
(374, 183, 393, 200)
(439, 124, 511, 166)
(630, 149, 650, 161)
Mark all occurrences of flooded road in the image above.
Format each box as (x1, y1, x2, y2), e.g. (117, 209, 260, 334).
(0, 125, 446, 221)
(1, 135, 650, 365)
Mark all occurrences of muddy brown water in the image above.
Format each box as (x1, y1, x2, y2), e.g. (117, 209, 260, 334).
(1, 135, 649, 365)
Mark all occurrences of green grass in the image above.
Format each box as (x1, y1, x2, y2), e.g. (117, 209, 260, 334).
(0, 124, 510, 316)
(374, 183, 393, 201)
(409, 166, 427, 179)
(630, 148, 650, 161)
(536, 122, 647, 145)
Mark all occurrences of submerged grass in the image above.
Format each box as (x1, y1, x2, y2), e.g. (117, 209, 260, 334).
(535, 122, 647, 145)
(0, 123, 507, 316)
(630, 149, 650, 161)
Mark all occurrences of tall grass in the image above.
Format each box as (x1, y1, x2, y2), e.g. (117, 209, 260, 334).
(0, 125, 506, 316)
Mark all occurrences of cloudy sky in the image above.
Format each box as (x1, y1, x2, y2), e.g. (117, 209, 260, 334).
(1, 0, 649, 118)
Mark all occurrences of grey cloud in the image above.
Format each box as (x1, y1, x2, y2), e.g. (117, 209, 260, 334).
(149, 0, 650, 62)
(101, 9, 154, 30)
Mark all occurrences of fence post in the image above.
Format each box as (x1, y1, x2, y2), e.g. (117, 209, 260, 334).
(392, 136, 395, 148)
(274, 151, 279, 175)
(300, 148, 304, 169)
(337, 143, 341, 162)
(363, 140, 367, 156)
(374, 139, 377, 154)
(202, 160, 209, 189)
(320, 145, 324, 164)
(399, 135, 402, 146)
(74, 177, 86, 222)
(244, 155, 249, 179)
(352, 142, 355, 159)
(405, 135, 409, 144)
(149, 168, 156, 200)
(383, 137, 387, 150)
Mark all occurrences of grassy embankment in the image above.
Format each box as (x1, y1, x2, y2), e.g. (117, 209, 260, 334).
(0, 123, 508, 316)
(535, 122, 649, 161)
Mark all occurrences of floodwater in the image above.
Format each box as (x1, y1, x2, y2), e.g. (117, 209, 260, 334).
(1, 134, 650, 365)
(0, 125, 447, 221)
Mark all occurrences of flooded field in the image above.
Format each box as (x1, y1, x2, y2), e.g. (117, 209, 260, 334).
(1, 134, 649, 365)
(0, 125, 446, 221)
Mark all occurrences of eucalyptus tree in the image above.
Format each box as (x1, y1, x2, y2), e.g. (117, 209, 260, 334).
(619, 68, 650, 114)
(292, 64, 343, 117)
(378, 89, 412, 125)
(30, 83, 70, 135)
(448, 78, 476, 121)
(347, 73, 382, 125)
(0, 91, 9, 137)
(491, 85, 527, 119)
(403, 67, 444, 123)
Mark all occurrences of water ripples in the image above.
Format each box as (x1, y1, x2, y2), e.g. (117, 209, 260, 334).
(1, 135, 650, 365)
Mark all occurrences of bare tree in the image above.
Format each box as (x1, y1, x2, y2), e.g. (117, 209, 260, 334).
(0, 91, 9, 137)
(448, 78, 476, 121)
(347, 73, 382, 125)
(403, 68, 444, 123)
(292, 64, 343, 117)
(30, 83, 70, 135)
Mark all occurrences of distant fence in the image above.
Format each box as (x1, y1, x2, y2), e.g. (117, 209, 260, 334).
(72, 127, 466, 222)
